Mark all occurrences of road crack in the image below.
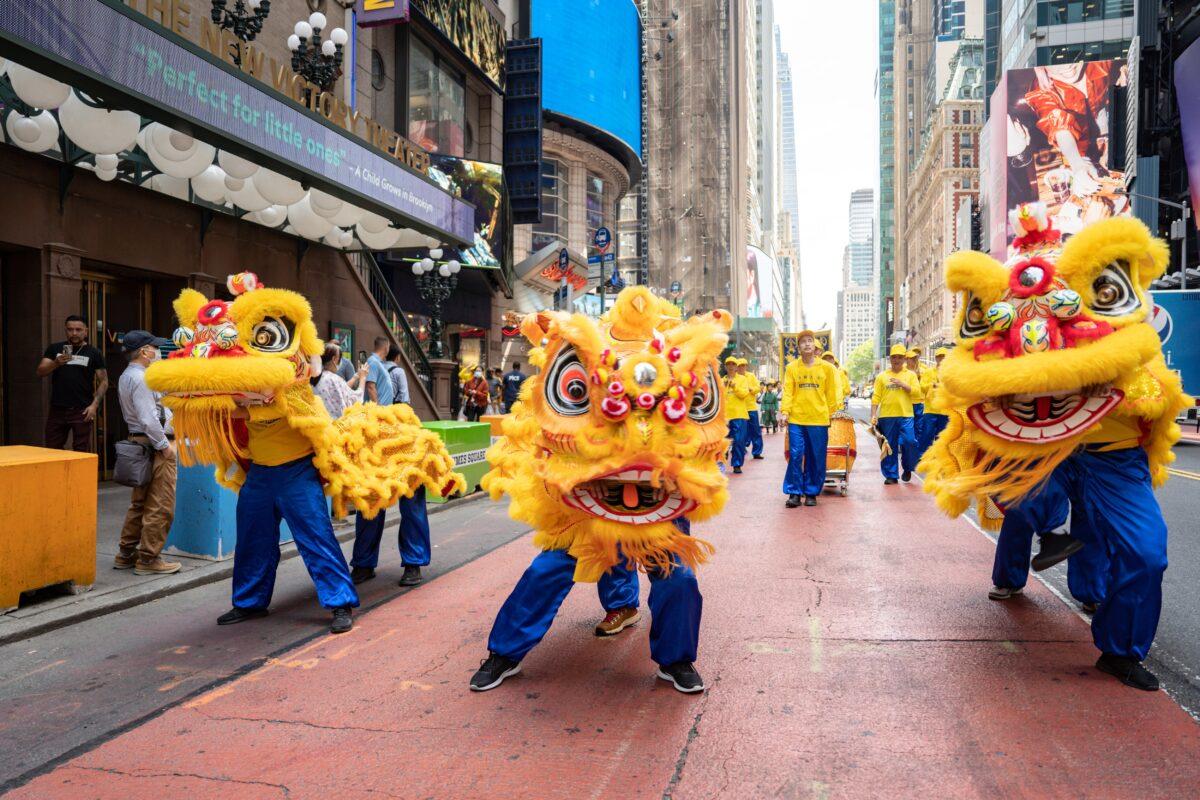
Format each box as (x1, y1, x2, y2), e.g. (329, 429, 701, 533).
(74, 765, 290, 796)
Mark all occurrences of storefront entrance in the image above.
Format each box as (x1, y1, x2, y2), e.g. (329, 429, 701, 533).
(80, 271, 149, 479)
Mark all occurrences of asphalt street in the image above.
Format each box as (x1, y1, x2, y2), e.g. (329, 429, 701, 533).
(846, 398, 1200, 715)
(0, 495, 532, 790)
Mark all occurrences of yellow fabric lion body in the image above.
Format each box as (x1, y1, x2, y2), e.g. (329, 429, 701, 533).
(483, 287, 732, 582)
(146, 274, 465, 518)
(921, 210, 1191, 529)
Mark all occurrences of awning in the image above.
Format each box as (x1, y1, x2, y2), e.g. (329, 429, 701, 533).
(511, 243, 597, 314)
(0, 0, 474, 246)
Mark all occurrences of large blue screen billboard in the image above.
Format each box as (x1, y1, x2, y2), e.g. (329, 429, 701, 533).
(532, 0, 641, 157)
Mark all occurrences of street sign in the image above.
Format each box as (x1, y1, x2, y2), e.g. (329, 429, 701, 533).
(559, 248, 570, 270)
(670, 280, 682, 293)
(593, 226, 612, 253)
(587, 253, 616, 264)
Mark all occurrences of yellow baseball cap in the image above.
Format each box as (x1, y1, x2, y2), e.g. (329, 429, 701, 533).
(736, 357, 749, 366)
(796, 329, 815, 339)
(906, 348, 920, 358)
(889, 344, 908, 357)
(724, 355, 738, 363)
(935, 347, 950, 357)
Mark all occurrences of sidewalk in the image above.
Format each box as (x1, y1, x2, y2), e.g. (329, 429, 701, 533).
(0, 483, 480, 646)
(9, 430, 1200, 799)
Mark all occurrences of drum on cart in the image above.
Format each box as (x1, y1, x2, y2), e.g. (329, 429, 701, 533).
(824, 412, 857, 496)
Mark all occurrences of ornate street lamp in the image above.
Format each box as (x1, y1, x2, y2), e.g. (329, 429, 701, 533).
(411, 248, 461, 360)
(209, 0, 271, 67)
(287, 13, 348, 92)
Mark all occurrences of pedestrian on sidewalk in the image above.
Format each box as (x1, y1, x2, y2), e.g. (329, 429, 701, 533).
(870, 344, 920, 484)
(314, 343, 365, 419)
(462, 368, 490, 422)
(351, 339, 432, 587)
(723, 355, 751, 473)
(387, 346, 410, 405)
(759, 382, 780, 434)
(501, 361, 527, 413)
(37, 314, 108, 452)
(739, 359, 765, 460)
(115, 330, 181, 576)
(487, 367, 503, 415)
(332, 342, 357, 384)
(781, 331, 840, 507)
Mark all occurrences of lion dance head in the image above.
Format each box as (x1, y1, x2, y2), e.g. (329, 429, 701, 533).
(921, 204, 1190, 526)
(483, 287, 732, 582)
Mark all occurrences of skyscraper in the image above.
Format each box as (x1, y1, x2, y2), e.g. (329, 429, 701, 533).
(848, 189, 875, 287)
(877, 0, 897, 356)
(838, 189, 877, 361)
(776, 26, 800, 246)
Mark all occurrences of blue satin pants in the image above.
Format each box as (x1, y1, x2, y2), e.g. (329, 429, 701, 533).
(782, 423, 829, 497)
(919, 412, 949, 455)
(747, 410, 764, 457)
(727, 419, 749, 468)
(876, 416, 918, 479)
(351, 487, 432, 569)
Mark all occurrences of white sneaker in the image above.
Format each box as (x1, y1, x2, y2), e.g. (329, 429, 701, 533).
(987, 585, 1023, 601)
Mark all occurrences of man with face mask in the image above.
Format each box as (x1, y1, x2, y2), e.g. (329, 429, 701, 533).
(115, 330, 181, 575)
(463, 367, 490, 422)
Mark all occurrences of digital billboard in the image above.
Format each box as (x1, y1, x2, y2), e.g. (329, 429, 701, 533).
(1175, 38, 1200, 229)
(746, 245, 776, 319)
(423, 155, 508, 269)
(531, 0, 642, 158)
(988, 59, 1129, 258)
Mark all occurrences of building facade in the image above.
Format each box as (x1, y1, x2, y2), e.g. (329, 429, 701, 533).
(838, 286, 878, 363)
(877, 0, 898, 355)
(838, 189, 878, 360)
(901, 40, 984, 347)
(776, 26, 801, 247)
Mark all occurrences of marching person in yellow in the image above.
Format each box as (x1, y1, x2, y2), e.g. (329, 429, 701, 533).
(871, 343, 922, 484)
(917, 347, 950, 455)
(738, 358, 766, 460)
(820, 351, 851, 408)
(781, 331, 841, 507)
(723, 355, 752, 474)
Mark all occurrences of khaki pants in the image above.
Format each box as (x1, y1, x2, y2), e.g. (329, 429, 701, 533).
(119, 441, 177, 563)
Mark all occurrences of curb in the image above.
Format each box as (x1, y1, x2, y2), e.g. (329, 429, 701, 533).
(0, 492, 487, 648)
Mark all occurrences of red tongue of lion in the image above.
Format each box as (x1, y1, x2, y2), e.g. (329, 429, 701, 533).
(622, 483, 640, 509)
(1036, 396, 1052, 420)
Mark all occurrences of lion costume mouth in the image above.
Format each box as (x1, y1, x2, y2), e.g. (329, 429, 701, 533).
(561, 465, 698, 524)
(966, 388, 1124, 443)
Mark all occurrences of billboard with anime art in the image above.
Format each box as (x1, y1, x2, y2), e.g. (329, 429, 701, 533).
(988, 59, 1129, 258)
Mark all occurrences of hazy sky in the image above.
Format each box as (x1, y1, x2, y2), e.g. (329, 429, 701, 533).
(775, 0, 879, 329)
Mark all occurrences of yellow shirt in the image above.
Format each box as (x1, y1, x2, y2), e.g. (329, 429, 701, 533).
(745, 374, 762, 411)
(782, 358, 840, 426)
(872, 368, 921, 418)
(920, 368, 941, 413)
(836, 369, 851, 405)
(246, 407, 314, 466)
(723, 373, 752, 421)
(1080, 412, 1143, 449)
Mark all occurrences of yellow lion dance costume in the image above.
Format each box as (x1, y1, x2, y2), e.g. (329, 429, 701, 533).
(146, 272, 465, 517)
(483, 286, 732, 582)
(921, 206, 1189, 526)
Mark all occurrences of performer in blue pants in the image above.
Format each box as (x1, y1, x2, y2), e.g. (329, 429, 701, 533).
(989, 476, 1108, 607)
(727, 418, 749, 471)
(231, 457, 359, 616)
(871, 345, 921, 483)
(1054, 447, 1168, 665)
(473, 519, 703, 693)
(782, 424, 829, 500)
(920, 411, 949, 454)
(595, 562, 641, 635)
(351, 487, 431, 587)
(876, 417, 918, 482)
(747, 409, 765, 459)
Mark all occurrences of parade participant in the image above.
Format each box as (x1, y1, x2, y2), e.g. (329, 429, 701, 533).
(905, 348, 927, 463)
(723, 355, 752, 473)
(759, 381, 781, 435)
(470, 288, 732, 694)
(781, 332, 840, 507)
(740, 359, 765, 460)
(870, 344, 921, 484)
(921, 205, 1190, 690)
(820, 351, 851, 408)
(918, 347, 951, 455)
(146, 274, 464, 634)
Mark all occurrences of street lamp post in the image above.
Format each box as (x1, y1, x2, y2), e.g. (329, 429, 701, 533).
(209, 0, 271, 67)
(411, 249, 461, 360)
(286, 13, 348, 92)
(1123, 190, 1192, 289)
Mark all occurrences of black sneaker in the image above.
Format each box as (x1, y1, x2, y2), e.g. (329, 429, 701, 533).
(884, 478, 898, 485)
(804, 496, 817, 507)
(330, 607, 353, 634)
(752, 455, 764, 460)
(1096, 653, 1159, 691)
(1031, 532, 1084, 572)
(785, 494, 802, 508)
(656, 661, 705, 693)
(216, 607, 269, 626)
(351, 566, 376, 585)
(399, 565, 422, 586)
(470, 653, 521, 691)
(732, 467, 743, 474)
(901, 470, 912, 482)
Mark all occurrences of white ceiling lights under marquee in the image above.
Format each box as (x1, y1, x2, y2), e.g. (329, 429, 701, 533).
(5, 61, 71, 109)
(57, 91, 139, 155)
(143, 122, 216, 179)
(254, 166, 306, 206)
(4, 110, 58, 153)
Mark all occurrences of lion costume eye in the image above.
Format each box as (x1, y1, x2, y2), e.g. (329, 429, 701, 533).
(1090, 261, 1140, 316)
(249, 316, 294, 353)
(545, 346, 590, 416)
(688, 368, 721, 423)
(960, 294, 989, 338)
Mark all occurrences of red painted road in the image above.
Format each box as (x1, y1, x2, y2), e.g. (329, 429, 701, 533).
(8, 430, 1200, 799)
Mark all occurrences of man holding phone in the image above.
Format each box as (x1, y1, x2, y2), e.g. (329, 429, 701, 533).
(37, 314, 108, 452)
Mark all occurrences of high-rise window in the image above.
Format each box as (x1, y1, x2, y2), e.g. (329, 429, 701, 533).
(532, 159, 569, 252)
(586, 173, 608, 244)
(408, 38, 465, 157)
